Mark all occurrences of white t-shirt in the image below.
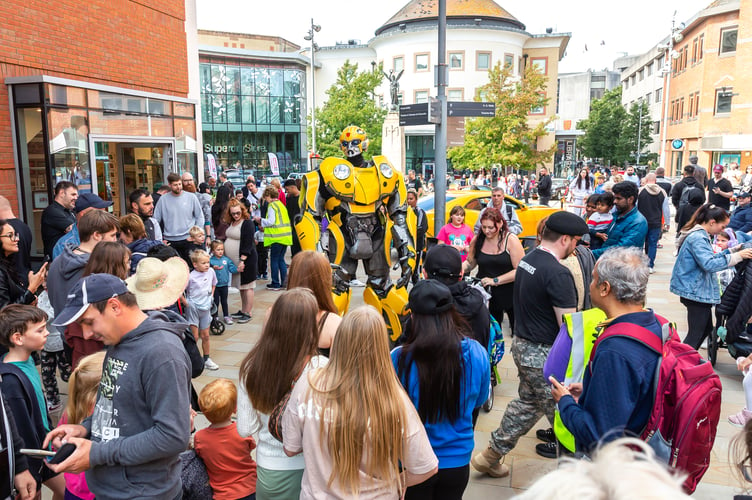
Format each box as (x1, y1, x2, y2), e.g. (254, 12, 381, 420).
(282, 372, 438, 500)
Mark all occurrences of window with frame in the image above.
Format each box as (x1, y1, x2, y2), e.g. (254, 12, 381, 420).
(639, 69, 644, 81)
(655, 88, 662, 103)
(530, 92, 545, 115)
(447, 89, 463, 101)
(624, 80, 629, 90)
(715, 89, 733, 114)
(449, 52, 464, 70)
(698, 34, 704, 61)
(415, 53, 429, 71)
(393, 56, 404, 73)
(530, 58, 547, 75)
(692, 38, 698, 63)
(476, 88, 489, 101)
(477, 51, 491, 70)
(693, 92, 700, 116)
(645, 93, 651, 105)
(688, 94, 695, 118)
(720, 28, 738, 54)
(414, 90, 429, 104)
(518, 56, 523, 76)
(646, 63, 653, 76)
(504, 53, 514, 69)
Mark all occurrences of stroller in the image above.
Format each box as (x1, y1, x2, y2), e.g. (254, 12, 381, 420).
(709, 259, 752, 365)
(210, 302, 225, 336)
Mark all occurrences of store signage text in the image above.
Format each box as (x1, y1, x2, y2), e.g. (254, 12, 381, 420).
(204, 143, 268, 154)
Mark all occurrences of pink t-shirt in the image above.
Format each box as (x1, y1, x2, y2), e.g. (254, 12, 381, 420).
(58, 413, 95, 500)
(282, 372, 438, 500)
(436, 223, 474, 261)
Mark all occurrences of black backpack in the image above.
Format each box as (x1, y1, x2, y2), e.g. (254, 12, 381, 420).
(679, 184, 702, 210)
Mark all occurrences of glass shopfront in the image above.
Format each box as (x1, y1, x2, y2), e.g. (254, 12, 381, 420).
(200, 60, 306, 177)
(10, 80, 197, 256)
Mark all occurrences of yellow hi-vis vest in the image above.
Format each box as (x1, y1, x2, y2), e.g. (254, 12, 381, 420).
(263, 200, 293, 246)
(553, 307, 607, 452)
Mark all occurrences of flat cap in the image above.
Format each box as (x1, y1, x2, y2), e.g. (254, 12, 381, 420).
(545, 211, 589, 237)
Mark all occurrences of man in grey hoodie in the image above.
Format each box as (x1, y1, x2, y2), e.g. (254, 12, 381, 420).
(45, 274, 191, 500)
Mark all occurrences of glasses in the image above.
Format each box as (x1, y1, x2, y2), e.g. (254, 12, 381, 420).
(0, 232, 19, 241)
(738, 461, 752, 482)
(230, 211, 241, 216)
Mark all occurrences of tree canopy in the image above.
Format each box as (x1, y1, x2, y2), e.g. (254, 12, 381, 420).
(311, 60, 386, 159)
(447, 63, 555, 172)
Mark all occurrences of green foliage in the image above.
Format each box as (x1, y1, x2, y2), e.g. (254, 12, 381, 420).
(310, 60, 387, 159)
(447, 63, 555, 171)
(578, 87, 653, 165)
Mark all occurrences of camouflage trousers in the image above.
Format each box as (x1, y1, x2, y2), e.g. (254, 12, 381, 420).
(490, 336, 555, 456)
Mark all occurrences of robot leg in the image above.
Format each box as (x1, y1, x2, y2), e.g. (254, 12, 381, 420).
(331, 256, 356, 316)
(363, 250, 408, 343)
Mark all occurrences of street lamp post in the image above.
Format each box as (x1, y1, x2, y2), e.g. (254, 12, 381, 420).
(658, 12, 684, 174)
(304, 19, 321, 166)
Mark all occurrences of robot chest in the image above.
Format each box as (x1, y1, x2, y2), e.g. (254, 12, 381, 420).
(328, 167, 384, 207)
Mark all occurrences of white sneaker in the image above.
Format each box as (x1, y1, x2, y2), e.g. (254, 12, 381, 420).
(204, 357, 219, 370)
(224, 316, 234, 325)
(650, 268, 655, 274)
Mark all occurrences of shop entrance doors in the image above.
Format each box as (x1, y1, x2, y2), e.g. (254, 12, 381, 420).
(90, 137, 174, 216)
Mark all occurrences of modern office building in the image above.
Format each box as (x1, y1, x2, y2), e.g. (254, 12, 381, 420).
(1, 0, 199, 256)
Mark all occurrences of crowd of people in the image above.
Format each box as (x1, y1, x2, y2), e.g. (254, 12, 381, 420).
(2, 153, 752, 500)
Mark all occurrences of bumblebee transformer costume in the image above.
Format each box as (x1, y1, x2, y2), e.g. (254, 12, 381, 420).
(296, 126, 416, 341)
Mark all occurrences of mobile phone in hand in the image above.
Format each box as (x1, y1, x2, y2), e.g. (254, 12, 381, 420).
(48, 443, 77, 464)
(20, 449, 55, 458)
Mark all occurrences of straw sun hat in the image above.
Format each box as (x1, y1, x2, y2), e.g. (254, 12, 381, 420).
(126, 256, 189, 311)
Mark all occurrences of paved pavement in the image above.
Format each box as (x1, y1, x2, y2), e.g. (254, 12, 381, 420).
(45, 232, 750, 498)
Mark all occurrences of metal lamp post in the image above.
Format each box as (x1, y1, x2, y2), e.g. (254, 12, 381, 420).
(304, 19, 321, 165)
(658, 12, 684, 174)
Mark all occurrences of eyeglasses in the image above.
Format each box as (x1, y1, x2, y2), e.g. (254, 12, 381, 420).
(0, 232, 19, 241)
(738, 460, 752, 482)
(230, 211, 241, 216)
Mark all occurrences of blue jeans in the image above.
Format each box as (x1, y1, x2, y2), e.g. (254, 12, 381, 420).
(644, 227, 662, 268)
(270, 243, 288, 287)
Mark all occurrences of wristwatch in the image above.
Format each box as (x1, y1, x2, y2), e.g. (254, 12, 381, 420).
(493, 277, 499, 284)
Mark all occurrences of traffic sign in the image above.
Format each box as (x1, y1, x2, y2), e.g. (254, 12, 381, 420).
(447, 101, 496, 117)
(399, 103, 429, 126)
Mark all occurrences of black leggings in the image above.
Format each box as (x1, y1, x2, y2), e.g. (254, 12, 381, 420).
(213, 286, 229, 318)
(680, 297, 713, 350)
(405, 464, 469, 500)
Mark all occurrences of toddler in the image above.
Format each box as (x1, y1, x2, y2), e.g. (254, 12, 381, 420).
(57, 351, 106, 500)
(210, 240, 237, 325)
(37, 287, 71, 413)
(586, 193, 614, 250)
(254, 228, 268, 280)
(194, 379, 257, 500)
(730, 355, 752, 427)
(188, 225, 207, 250)
(714, 228, 738, 293)
(186, 249, 219, 371)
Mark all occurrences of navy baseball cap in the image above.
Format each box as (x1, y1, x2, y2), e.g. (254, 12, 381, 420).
(75, 193, 113, 212)
(53, 274, 129, 326)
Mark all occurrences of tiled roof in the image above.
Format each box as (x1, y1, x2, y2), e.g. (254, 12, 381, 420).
(381, 0, 521, 28)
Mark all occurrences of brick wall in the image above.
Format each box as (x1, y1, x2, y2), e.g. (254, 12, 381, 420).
(0, 0, 189, 214)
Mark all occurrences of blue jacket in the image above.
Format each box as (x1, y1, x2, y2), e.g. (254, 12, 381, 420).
(210, 255, 237, 287)
(670, 227, 740, 304)
(591, 206, 648, 259)
(391, 338, 489, 468)
(127, 239, 163, 275)
(729, 204, 752, 233)
(558, 312, 662, 453)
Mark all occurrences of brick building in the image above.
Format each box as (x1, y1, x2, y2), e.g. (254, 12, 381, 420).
(0, 0, 198, 256)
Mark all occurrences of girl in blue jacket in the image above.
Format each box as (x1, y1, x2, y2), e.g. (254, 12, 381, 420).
(670, 204, 752, 349)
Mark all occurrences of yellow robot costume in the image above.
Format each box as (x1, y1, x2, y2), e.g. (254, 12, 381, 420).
(296, 126, 416, 341)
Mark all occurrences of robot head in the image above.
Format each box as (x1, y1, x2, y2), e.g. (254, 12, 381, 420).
(340, 126, 369, 158)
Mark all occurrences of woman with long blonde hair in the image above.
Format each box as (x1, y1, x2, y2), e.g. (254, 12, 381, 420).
(282, 306, 438, 499)
(287, 250, 341, 356)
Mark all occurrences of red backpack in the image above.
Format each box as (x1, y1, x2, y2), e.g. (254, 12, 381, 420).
(590, 315, 722, 493)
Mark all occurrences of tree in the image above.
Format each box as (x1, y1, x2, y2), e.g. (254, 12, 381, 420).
(311, 60, 387, 159)
(447, 63, 555, 172)
(577, 87, 627, 165)
(618, 100, 653, 164)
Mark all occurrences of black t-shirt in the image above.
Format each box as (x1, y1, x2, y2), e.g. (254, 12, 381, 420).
(40, 201, 75, 258)
(406, 177, 422, 193)
(513, 248, 577, 344)
(707, 177, 733, 211)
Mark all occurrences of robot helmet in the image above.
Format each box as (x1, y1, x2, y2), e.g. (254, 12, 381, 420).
(340, 126, 369, 158)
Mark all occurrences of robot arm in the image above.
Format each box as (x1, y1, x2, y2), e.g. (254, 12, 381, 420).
(296, 171, 326, 251)
(387, 182, 416, 288)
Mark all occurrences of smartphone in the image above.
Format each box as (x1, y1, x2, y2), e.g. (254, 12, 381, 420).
(20, 449, 55, 458)
(48, 443, 76, 465)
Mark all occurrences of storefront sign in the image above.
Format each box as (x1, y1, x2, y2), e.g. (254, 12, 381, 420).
(203, 143, 268, 154)
(672, 139, 684, 150)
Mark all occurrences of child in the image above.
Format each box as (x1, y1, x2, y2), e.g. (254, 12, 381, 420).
(714, 228, 738, 293)
(194, 379, 257, 500)
(37, 287, 71, 413)
(57, 351, 106, 500)
(188, 225, 207, 249)
(0, 304, 65, 498)
(587, 193, 615, 250)
(186, 249, 219, 371)
(254, 227, 268, 280)
(583, 193, 599, 221)
(210, 240, 237, 325)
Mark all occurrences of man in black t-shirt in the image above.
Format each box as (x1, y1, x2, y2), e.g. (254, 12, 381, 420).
(41, 181, 78, 258)
(707, 164, 733, 211)
(472, 211, 585, 478)
(405, 170, 423, 197)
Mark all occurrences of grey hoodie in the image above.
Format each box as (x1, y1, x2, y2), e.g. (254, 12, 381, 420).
(47, 244, 90, 315)
(82, 311, 191, 500)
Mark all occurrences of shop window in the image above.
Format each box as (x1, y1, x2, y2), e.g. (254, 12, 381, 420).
(720, 27, 738, 54)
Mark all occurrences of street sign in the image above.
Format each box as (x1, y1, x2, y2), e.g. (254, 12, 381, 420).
(447, 117, 465, 147)
(447, 101, 495, 117)
(399, 103, 429, 126)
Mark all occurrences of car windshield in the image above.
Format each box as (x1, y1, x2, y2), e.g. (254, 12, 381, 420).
(417, 194, 455, 211)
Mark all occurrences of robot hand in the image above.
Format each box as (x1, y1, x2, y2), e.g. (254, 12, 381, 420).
(395, 255, 413, 289)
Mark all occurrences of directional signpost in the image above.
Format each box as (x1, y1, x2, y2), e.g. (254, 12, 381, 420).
(447, 101, 496, 117)
(398, 103, 429, 126)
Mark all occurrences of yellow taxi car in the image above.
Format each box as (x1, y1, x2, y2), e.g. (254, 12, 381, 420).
(418, 189, 559, 239)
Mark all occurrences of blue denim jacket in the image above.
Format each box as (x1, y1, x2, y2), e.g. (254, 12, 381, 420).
(670, 227, 738, 304)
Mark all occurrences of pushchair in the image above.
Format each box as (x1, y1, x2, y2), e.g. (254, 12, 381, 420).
(708, 259, 752, 365)
(210, 302, 225, 336)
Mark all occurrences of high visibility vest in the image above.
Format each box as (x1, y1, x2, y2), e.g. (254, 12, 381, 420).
(264, 200, 293, 246)
(553, 307, 607, 452)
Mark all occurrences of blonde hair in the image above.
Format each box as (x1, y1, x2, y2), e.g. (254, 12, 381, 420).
(66, 351, 106, 425)
(190, 249, 210, 264)
(198, 378, 237, 424)
(309, 306, 408, 495)
(516, 438, 689, 499)
(188, 226, 204, 240)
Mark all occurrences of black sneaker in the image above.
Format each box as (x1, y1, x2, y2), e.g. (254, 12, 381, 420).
(231, 310, 245, 319)
(536, 428, 555, 443)
(237, 313, 252, 324)
(535, 441, 558, 459)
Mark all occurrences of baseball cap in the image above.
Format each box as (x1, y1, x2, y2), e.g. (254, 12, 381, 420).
(423, 245, 462, 279)
(739, 191, 752, 199)
(52, 274, 129, 326)
(713, 165, 724, 173)
(409, 279, 454, 315)
(75, 193, 113, 212)
(545, 211, 589, 236)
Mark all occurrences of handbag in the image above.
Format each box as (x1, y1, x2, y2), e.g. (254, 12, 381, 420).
(268, 362, 307, 442)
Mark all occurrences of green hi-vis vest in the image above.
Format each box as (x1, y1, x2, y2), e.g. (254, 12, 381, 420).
(553, 307, 607, 452)
(264, 200, 293, 246)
